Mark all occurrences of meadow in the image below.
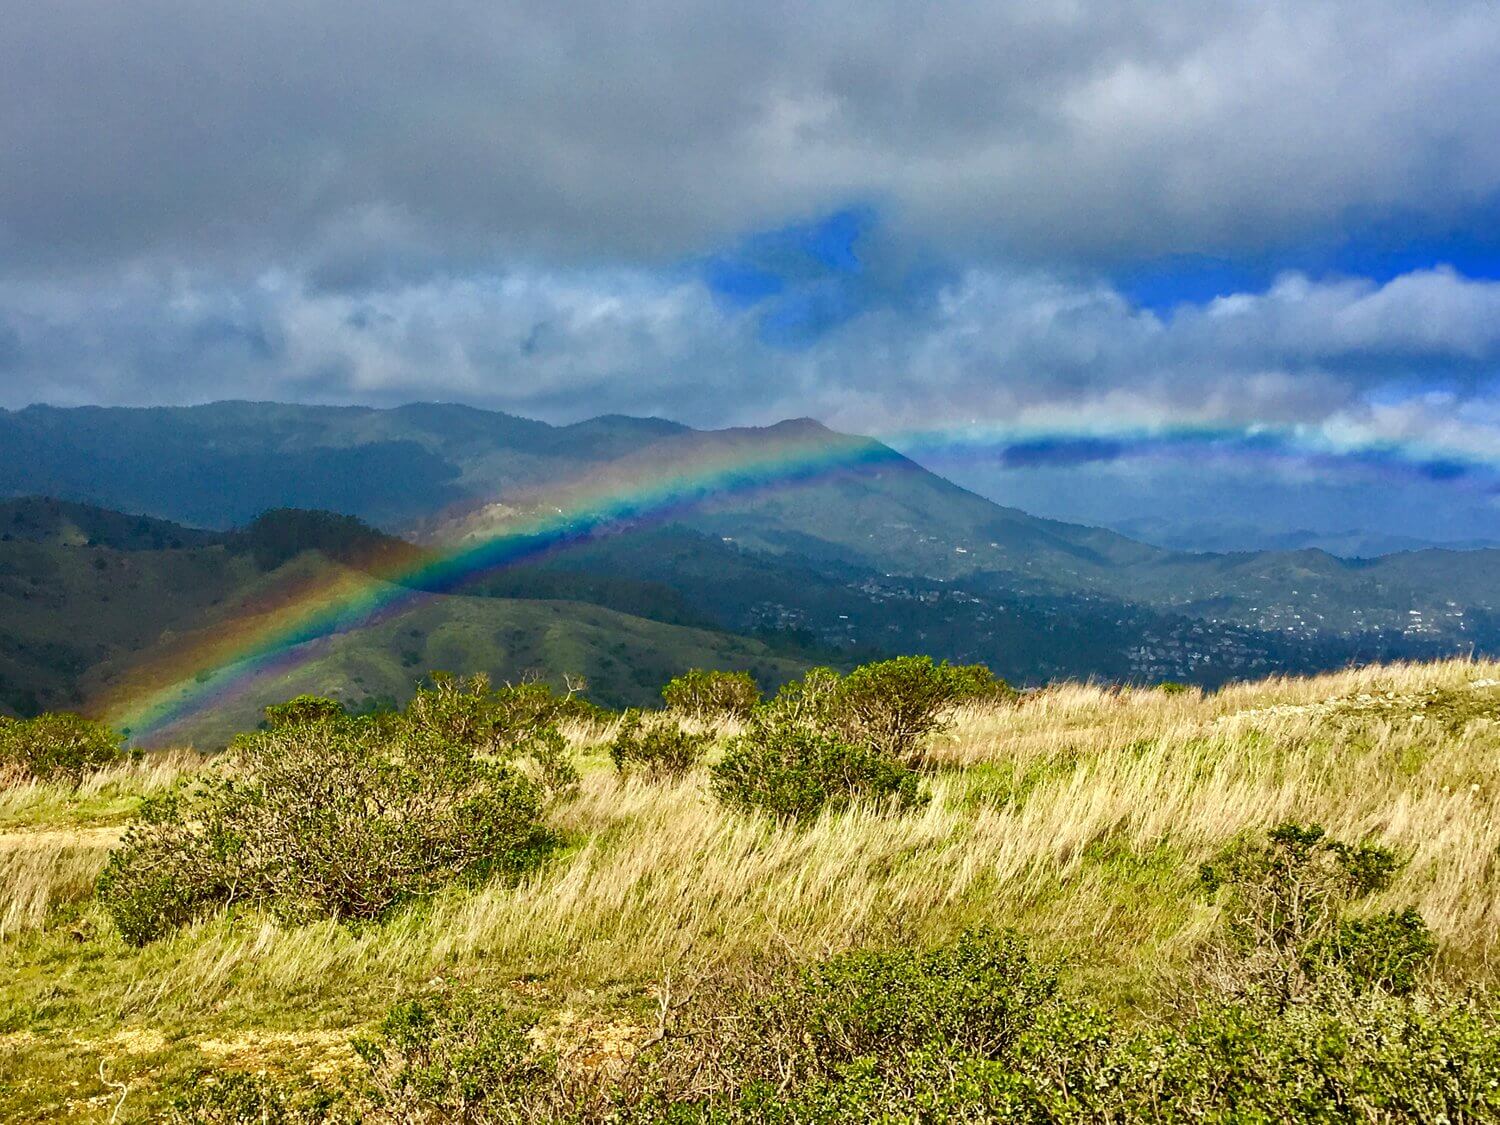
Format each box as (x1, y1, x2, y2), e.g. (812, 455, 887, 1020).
(3, 658, 1500, 1120)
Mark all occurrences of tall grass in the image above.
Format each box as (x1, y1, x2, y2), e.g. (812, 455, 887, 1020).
(51, 659, 1500, 1021)
(2, 659, 1498, 1118)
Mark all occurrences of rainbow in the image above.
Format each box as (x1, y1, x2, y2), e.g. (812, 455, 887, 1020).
(111, 424, 905, 741)
(110, 418, 1500, 742)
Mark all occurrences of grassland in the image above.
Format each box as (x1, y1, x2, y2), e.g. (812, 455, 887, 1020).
(3, 658, 1499, 1119)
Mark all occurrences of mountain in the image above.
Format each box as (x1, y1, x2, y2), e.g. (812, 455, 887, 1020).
(1110, 515, 1500, 557)
(3, 401, 1499, 714)
(0, 496, 219, 550)
(0, 402, 689, 529)
(0, 502, 821, 735)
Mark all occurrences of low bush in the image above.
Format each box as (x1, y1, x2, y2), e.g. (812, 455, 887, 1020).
(833, 656, 957, 763)
(620, 927, 1500, 1123)
(0, 711, 129, 784)
(1198, 822, 1429, 1000)
(608, 710, 709, 780)
(764, 657, 1013, 767)
(262, 694, 350, 730)
(709, 713, 926, 821)
(661, 669, 761, 720)
(939, 661, 1019, 705)
(401, 672, 606, 754)
(355, 990, 559, 1120)
(97, 712, 556, 945)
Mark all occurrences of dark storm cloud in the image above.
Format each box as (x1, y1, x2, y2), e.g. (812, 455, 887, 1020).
(5, 1, 1500, 271)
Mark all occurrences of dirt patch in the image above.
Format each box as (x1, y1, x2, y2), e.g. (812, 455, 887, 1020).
(197, 1029, 361, 1080)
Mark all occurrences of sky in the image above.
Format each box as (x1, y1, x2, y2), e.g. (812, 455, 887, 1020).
(4, 1, 1500, 547)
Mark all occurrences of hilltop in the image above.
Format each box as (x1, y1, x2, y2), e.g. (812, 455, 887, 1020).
(2, 402, 1499, 703)
(2, 657, 1498, 1118)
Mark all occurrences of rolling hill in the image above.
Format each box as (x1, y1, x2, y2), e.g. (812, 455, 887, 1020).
(3, 402, 1499, 720)
(0, 504, 823, 739)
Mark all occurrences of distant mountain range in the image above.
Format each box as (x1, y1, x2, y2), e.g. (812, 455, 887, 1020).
(2, 402, 1497, 740)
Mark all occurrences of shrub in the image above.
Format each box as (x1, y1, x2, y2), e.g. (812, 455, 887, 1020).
(0, 711, 128, 783)
(263, 695, 349, 730)
(1157, 680, 1191, 695)
(766, 657, 1010, 767)
(939, 662, 1019, 705)
(1316, 907, 1438, 996)
(354, 990, 557, 1120)
(1199, 822, 1427, 999)
(623, 927, 1499, 1124)
(765, 666, 845, 731)
(97, 718, 555, 944)
(165, 1070, 346, 1124)
(662, 669, 761, 720)
(402, 672, 603, 753)
(831, 655, 968, 764)
(709, 713, 926, 821)
(608, 710, 709, 780)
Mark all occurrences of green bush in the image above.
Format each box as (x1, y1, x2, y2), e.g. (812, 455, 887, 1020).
(354, 990, 557, 1119)
(165, 1070, 346, 1124)
(662, 668, 762, 720)
(834, 656, 956, 763)
(709, 712, 926, 821)
(767, 657, 1010, 767)
(620, 927, 1500, 1124)
(608, 710, 709, 780)
(765, 666, 845, 731)
(1199, 822, 1429, 1000)
(1316, 907, 1438, 996)
(262, 694, 350, 730)
(939, 662, 1019, 705)
(98, 716, 556, 944)
(0, 711, 129, 783)
(402, 672, 604, 753)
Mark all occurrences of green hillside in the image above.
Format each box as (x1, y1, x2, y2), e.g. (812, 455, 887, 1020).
(128, 582, 815, 746)
(0, 502, 818, 738)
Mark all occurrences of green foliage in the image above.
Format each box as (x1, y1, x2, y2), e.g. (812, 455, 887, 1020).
(621, 927, 1498, 1124)
(833, 656, 957, 764)
(765, 666, 845, 731)
(1157, 680, 1191, 694)
(165, 1070, 346, 1124)
(402, 672, 602, 754)
(354, 990, 557, 1120)
(938, 662, 1019, 705)
(0, 711, 128, 783)
(608, 710, 710, 780)
(710, 711, 926, 821)
(762, 657, 1011, 768)
(1199, 822, 1430, 1000)
(1317, 907, 1438, 996)
(97, 712, 556, 945)
(662, 668, 761, 720)
(262, 695, 349, 730)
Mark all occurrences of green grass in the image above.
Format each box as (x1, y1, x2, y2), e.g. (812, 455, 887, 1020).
(3, 659, 1500, 1119)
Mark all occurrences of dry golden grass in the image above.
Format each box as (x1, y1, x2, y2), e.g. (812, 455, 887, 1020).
(0, 836, 112, 941)
(59, 657, 1500, 1023)
(0, 748, 202, 830)
(3, 659, 1499, 1118)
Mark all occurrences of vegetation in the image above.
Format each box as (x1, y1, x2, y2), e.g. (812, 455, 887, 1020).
(5, 658, 1500, 1120)
(608, 710, 710, 780)
(0, 711, 129, 783)
(710, 710, 926, 821)
(661, 668, 761, 720)
(96, 684, 567, 945)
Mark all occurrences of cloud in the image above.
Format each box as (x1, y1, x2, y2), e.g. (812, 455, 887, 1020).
(5, 1, 1500, 273)
(5, 248, 1500, 453)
